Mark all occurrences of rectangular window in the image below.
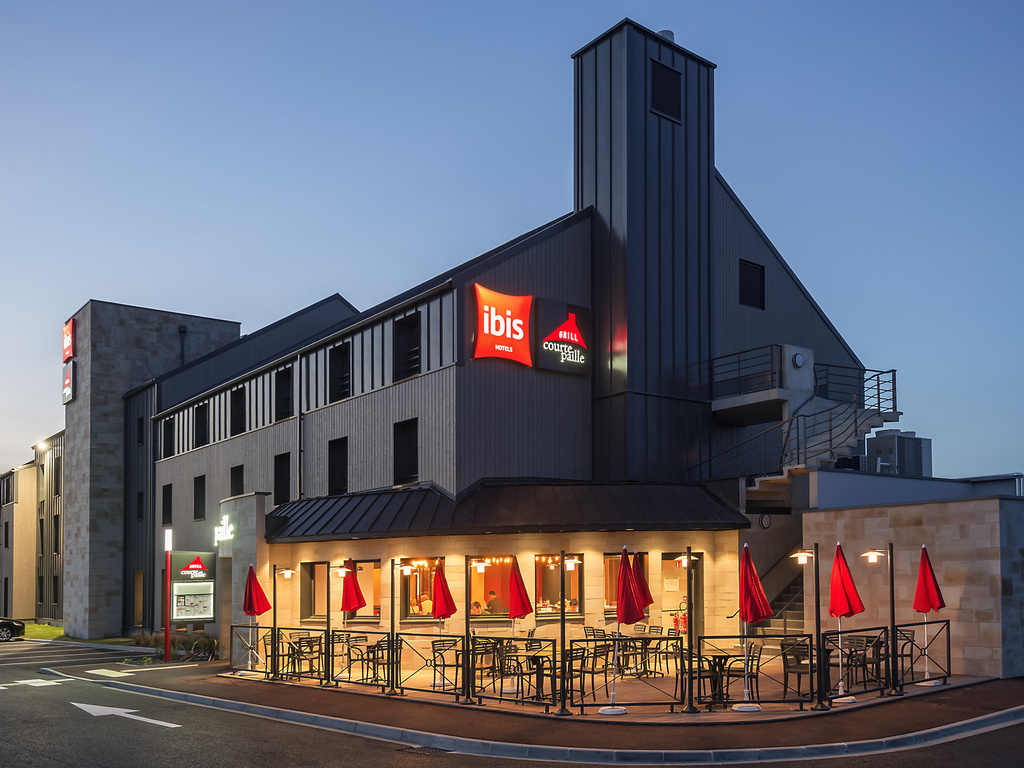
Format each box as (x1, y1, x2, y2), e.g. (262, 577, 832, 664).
(328, 342, 351, 402)
(230, 387, 246, 437)
(53, 457, 61, 496)
(136, 416, 145, 446)
(194, 403, 209, 448)
(38, 575, 44, 605)
(393, 418, 418, 485)
(393, 313, 422, 381)
(230, 465, 244, 497)
(137, 491, 144, 522)
(739, 259, 766, 310)
(302, 560, 381, 621)
(38, 518, 44, 554)
(603, 552, 649, 614)
(400, 558, 444, 620)
(273, 453, 290, 506)
(162, 484, 172, 526)
(193, 475, 206, 521)
(302, 562, 329, 619)
(53, 575, 59, 605)
(346, 560, 381, 619)
(328, 437, 348, 496)
(162, 417, 175, 459)
(651, 59, 682, 121)
(3, 521, 8, 548)
(534, 554, 583, 617)
(52, 514, 60, 553)
(274, 367, 293, 422)
(469, 556, 512, 617)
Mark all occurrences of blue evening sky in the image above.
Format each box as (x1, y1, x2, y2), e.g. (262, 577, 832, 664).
(2, 1, 1022, 479)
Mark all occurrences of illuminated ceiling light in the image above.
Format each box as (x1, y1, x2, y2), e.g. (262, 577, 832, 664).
(564, 557, 580, 571)
(861, 549, 887, 564)
(473, 560, 490, 573)
(674, 555, 689, 567)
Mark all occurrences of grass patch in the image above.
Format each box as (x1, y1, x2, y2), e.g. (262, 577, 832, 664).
(24, 623, 137, 645)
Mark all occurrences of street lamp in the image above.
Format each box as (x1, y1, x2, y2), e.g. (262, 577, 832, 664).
(791, 545, 828, 710)
(862, 543, 901, 696)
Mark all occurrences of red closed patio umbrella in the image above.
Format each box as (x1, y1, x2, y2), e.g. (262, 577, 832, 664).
(829, 543, 864, 698)
(632, 552, 654, 610)
(913, 545, 945, 683)
(508, 555, 533, 622)
(242, 564, 271, 672)
(339, 557, 367, 633)
(603, 547, 644, 715)
(432, 561, 457, 621)
(913, 545, 945, 614)
(243, 564, 272, 617)
(734, 544, 772, 710)
(738, 545, 773, 625)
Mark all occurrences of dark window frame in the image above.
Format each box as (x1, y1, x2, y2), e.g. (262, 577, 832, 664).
(739, 259, 766, 310)
(273, 453, 291, 506)
(328, 437, 349, 496)
(393, 418, 418, 486)
(274, 367, 294, 422)
(328, 342, 352, 402)
(650, 59, 682, 122)
(193, 475, 206, 521)
(230, 465, 245, 497)
(393, 313, 422, 382)
(229, 387, 246, 437)
(161, 483, 172, 526)
(194, 403, 210, 448)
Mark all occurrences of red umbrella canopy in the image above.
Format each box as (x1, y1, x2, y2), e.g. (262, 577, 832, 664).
(632, 552, 654, 609)
(432, 562, 458, 620)
(913, 545, 946, 614)
(616, 547, 646, 625)
(242, 564, 272, 617)
(508, 555, 533, 620)
(738, 544, 773, 624)
(340, 558, 367, 613)
(829, 543, 865, 619)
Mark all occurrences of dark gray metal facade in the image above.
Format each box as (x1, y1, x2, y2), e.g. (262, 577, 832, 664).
(574, 20, 716, 483)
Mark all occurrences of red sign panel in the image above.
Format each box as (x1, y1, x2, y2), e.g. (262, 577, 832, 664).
(473, 284, 533, 367)
(62, 319, 74, 362)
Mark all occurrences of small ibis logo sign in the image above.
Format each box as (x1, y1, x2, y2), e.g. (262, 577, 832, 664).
(62, 319, 74, 363)
(473, 284, 533, 367)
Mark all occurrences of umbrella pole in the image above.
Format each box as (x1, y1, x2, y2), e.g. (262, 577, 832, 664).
(731, 621, 762, 712)
(599, 622, 626, 715)
(914, 615, 943, 686)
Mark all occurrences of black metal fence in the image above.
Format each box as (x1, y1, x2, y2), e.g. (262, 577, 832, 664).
(229, 619, 951, 712)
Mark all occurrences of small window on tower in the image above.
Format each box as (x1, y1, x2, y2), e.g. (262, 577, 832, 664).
(651, 60, 682, 122)
(739, 260, 766, 310)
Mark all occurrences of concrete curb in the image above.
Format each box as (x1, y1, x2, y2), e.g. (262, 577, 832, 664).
(45, 668, 1024, 764)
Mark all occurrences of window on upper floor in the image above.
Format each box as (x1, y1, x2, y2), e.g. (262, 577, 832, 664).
(329, 342, 351, 402)
(162, 417, 175, 459)
(195, 403, 210, 448)
(230, 387, 246, 437)
(230, 465, 244, 497)
(328, 437, 348, 496)
(193, 475, 206, 521)
(651, 59, 682, 122)
(273, 453, 290, 506)
(393, 313, 421, 382)
(393, 418, 418, 486)
(739, 260, 766, 310)
(162, 484, 173, 526)
(275, 367, 293, 422)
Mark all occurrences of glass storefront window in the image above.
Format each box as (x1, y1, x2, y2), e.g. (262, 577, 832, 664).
(603, 552, 648, 613)
(469, 556, 512, 617)
(344, 560, 381, 619)
(534, 554, 583, 617)
(399, 558, 445, 620)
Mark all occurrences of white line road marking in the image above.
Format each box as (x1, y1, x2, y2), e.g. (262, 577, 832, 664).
(84, 669, 135, 678)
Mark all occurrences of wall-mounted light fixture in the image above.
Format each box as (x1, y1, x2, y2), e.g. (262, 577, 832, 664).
(278, 568, 296, 579)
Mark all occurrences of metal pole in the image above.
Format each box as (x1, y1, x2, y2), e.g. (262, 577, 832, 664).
(683, 546, 697, 713)
(462, 555, 473, 704)
(164, 548, 171, 662)
(555, 550, 570, 716)
(811, 542, 828, 710)
(272, 565, 278, 679)
(888, 542, 902, 696)
(386, 558, 398, 695)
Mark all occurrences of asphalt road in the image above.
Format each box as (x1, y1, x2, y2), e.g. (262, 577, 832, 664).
(2, 639, 1020, 767)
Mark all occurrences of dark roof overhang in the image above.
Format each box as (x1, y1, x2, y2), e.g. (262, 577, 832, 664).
(266, 478, 749, 543)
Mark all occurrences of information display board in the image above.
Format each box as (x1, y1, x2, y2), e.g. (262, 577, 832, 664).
(170, 551, 216, 623)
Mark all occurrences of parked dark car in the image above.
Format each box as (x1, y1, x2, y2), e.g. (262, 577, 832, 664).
(0, 617, 26, 641)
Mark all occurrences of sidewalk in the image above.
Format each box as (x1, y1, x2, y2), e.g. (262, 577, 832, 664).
(50, 659, 1024, 763)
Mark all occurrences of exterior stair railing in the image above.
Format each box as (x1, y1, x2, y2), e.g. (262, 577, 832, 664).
(687, 359, 897, 481)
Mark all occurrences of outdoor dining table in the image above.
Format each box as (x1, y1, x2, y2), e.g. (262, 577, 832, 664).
(506, 645, 554, 700)
(699, 648, 746, 709)
(287, 635, 324, 677)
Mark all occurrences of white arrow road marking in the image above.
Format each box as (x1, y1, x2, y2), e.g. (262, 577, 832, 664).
(72, 702, 181, 728)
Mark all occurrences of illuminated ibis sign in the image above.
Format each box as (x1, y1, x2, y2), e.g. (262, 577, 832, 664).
(472, 283, 591, 376)
(62, 319, 74, 362)
(473, 283, 533, 367)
